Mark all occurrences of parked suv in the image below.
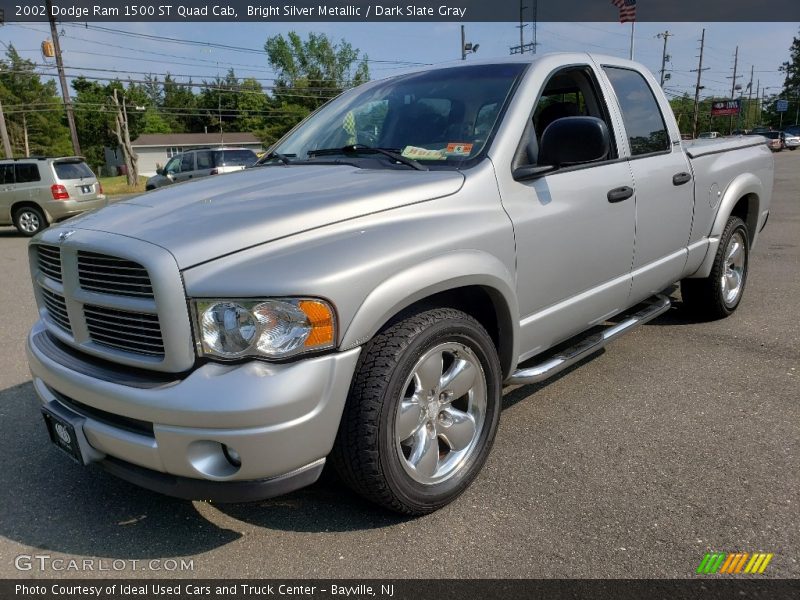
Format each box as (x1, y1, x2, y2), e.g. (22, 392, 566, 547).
(0, 157, 106, 236)
(145, 147, 258, 190)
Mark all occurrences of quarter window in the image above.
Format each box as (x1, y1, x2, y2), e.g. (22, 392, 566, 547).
(603, 67, 670, 156)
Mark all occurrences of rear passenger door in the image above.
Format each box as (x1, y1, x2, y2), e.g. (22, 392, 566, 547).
(13, 163, 42, 203)
(602, 66, 694, 303)
(194, 151, 215, 178)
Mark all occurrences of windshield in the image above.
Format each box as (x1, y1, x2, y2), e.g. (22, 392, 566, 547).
(271, 63, 527, 168)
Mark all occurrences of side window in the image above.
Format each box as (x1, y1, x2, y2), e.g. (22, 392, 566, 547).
(164, 157, 181, 173)
(14, 164, 41, 183)
(0, 164, 14, 185)
(603, 67, 670, 156)
(181, 153, 195, 172)
(522, 66, 617, 167)
(195, 151, 214, 170)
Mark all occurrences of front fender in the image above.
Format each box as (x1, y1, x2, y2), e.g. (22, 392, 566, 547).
(340, 250, 520, 376)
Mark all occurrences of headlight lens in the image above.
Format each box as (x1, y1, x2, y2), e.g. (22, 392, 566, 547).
(194, 298, 335, 360)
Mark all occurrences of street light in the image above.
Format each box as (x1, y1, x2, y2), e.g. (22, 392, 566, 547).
(461, 25, 479, 60)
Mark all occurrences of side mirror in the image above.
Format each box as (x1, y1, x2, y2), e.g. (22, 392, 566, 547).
(538, 116, 611, 169)
(156, 168, 164, 176)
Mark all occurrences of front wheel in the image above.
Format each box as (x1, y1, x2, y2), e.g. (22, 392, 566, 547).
(331, 308, 502, 515)
(681, 216, 749, 319)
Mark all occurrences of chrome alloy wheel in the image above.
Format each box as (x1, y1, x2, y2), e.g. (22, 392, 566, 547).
(721, 230, 746, 307)
(394, 342, 487, 485)
(18, 210, 41, 234)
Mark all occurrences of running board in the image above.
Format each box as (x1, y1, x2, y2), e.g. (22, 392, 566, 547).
(506, 294, 671, 386)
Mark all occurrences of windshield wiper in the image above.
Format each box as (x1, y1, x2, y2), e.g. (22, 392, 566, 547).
(255, 151, 294, 166)
(307, 144, 429, 171)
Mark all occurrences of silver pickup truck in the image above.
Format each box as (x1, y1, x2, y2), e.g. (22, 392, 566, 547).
(26, 53, 773, 515)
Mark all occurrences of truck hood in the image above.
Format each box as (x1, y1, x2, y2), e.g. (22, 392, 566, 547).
(63, 165, 465, 268)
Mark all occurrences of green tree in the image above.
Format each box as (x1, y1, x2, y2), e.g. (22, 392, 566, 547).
(261, 32, 370, 143)
(0, 46, 71, 157)
(162, 74, 201, 132)
(779, 27, 800, 125)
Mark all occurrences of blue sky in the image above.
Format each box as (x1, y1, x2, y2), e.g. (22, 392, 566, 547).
(2, 20, 798, 101)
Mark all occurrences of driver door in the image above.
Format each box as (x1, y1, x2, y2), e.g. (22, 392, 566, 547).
(496, 65, 636, 360)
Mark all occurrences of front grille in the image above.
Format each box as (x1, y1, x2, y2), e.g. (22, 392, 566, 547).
(41, 288, 71, 333)
(37, 245, 62, 282)
(84, 304, 164, 357)
(77, 251, 154, 298)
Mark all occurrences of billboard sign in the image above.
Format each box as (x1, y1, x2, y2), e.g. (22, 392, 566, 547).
(711, 99, 741, 117)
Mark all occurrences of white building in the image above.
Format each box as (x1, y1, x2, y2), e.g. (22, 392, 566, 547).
(130, 132, 263, 177)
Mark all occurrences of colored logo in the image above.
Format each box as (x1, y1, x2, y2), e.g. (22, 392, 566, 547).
(696, 552, 774, 574)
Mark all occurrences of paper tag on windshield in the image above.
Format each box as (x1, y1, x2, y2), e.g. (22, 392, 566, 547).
(445, 143, 474, 156)
(402, 146, 446, 160)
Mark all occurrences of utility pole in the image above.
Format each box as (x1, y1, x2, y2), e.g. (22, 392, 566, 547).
(745, 65, 754, 129)
(727, 46, 739, 134)
(46, 0, 80, 156)
(461, 25, 466, 60)
(691, 29, 708, 139)
(657, 30, 672, 87)
(754, 79, 760, 127)
(0, 99, 11, 158)
(510, 1, 537, 55)
(22, 112, 30, 157)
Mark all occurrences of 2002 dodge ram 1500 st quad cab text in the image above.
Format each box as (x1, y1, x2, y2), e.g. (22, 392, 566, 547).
(26, 54, 773, 515)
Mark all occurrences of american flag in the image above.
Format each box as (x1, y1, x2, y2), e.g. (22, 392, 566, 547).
(611, 0, 637, 23)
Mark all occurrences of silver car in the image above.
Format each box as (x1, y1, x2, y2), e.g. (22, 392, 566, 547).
(0, 157, 107, 236)
(145, 147, 258, 190)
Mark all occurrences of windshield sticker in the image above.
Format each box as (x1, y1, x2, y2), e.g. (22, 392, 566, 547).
(445, 143, 474, 156)
(401, 146, 447, 160)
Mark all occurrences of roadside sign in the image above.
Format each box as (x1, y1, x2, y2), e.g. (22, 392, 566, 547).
(711, 99, 740, 117)
(776, 99, 789, 112)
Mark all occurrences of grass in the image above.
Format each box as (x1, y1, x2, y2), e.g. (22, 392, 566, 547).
(98, 175, 148, 196)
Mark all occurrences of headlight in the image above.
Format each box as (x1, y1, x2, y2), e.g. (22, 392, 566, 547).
(193, 298, 336, 360)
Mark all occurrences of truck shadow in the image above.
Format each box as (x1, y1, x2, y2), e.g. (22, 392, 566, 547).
(0, 381, 240, 561)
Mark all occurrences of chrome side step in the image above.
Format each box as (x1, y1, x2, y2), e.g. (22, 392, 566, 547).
(506, 294, 671, 386)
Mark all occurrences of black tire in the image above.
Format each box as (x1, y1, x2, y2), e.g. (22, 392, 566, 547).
(331, 308, 502, 515)
(681, 216, 749, 320)
(13, 205, 47, 237)
(145, 185, 155, 191)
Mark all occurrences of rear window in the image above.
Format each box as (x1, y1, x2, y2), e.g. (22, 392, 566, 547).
(15, 163, 41, 183)
(213, 150, 257, 167)
(53, 161, 94, 180)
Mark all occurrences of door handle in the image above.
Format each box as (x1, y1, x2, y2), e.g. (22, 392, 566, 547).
(673, 172, 692, 186)
(607, 186, 634, 203)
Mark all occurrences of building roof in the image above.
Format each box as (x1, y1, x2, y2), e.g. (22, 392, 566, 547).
(131, 132, 262, 147)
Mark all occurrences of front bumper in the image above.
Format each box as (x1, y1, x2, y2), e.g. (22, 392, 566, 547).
(27, 321, 361, 500)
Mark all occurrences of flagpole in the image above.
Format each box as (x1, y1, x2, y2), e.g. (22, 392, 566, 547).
(630, 21, 635, 60)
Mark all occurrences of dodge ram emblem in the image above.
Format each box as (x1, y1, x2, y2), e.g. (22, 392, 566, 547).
(58, 230, 76, 243)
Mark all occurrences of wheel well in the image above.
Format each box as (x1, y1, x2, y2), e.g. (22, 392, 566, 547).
(380, 286, 514, 379)
(730, 193, 758, 245)
(10, 202, 46, 221)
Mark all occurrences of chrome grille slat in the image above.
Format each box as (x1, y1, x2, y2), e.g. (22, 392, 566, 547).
(40, 288, 71, 332)
(84, 303, 165, 358)
(77, 251, 154, 298)
(37, 245, 63, 282)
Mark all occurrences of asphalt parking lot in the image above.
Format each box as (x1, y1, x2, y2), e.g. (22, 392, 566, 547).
(0, 154, 797, 580)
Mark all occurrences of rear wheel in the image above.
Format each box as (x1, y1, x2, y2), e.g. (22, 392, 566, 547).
(13, 205, 47, 236)
(331, 308, 502, 515)
(681, 216, 749, 319)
